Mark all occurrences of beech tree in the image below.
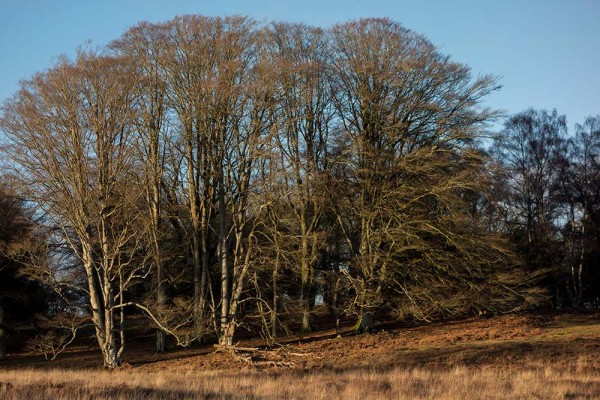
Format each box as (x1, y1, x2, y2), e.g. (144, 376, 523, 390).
(132, 15, 277, 345)
(155, 16, 222, 334)
(0, 52, 148, 368)
(110, 22, 174, 352)
(214, 21, 278, 346)
(329, 18, 537, 330)
(269, 22, 334, 331)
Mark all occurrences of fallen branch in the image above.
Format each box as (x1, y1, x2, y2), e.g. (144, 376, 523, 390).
(213, 344, 259, 352)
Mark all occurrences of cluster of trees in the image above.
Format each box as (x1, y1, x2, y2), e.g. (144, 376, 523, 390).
(492, 110, 600, 309)
(1, 16, 590, 368)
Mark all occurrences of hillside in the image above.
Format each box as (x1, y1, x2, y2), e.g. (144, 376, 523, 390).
(1, 311, 600, 398)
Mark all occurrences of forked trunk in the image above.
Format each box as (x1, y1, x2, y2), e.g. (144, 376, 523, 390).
(84, 250, 123, 368)
(101, 338, 121, 368)
(100, 304, 122, 368)
(219, 322, 235, 347)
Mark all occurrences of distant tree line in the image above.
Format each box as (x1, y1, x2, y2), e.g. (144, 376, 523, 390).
(0, 16, 594, 368)
(492, 110, 600, 309)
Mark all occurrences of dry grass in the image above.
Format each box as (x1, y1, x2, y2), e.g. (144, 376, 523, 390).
(2, 312, 600, 399)
(1, 365, 600, 399)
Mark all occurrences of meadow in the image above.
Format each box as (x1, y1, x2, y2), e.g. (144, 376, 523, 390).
(2, 311, 599, 399)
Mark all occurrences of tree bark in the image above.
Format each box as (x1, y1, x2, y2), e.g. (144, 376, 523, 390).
(357, 308, 375, 334)
(218, 169, 230, 342)
(299, 232, 313, 332)
(271, 251, 280, 339)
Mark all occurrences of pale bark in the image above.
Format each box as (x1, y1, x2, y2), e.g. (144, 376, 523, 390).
(1, 52, 143, 368)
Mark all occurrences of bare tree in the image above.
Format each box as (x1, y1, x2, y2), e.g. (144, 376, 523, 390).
(151, 16, 276, 346)
(111, 22, 173, 351)
(556, 116, 600, 306)
(217, 23, 278, 346)
(269, 22, 334, 332)
(328, 18, 534, 330)
(1, 51, 147, 368)
(160, 17, 209, 333)
(492, 109, 568, 304)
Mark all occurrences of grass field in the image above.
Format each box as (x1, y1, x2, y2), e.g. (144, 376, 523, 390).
(2, 365, 600, 399)
(1, 311, 600, 399)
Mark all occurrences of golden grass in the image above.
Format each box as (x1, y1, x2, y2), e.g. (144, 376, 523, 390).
(3, 313, 600, 398)
(1, 365, 599, 399)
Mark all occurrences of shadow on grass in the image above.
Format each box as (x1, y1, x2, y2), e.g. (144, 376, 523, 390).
(0, 381, 207, 400)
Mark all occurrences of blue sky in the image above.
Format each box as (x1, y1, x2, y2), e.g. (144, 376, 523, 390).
(1, 0, 599, 131)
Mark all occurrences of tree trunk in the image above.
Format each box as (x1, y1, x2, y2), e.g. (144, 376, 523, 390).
(156, 330, 166, 352)
(0, 304, 6, 360)
(357, 309, 375, 334)
(199, 213, 210, 324)
(101, 336, 121, 368)
(301, 309, 311, 333)
(185, 134, 204, 331)
(219, 322, 235, 347)
(300, 234, 312, 332)
(576, 223, 586, 308)
(155, 234, 166, 352)
(218, 170, 230, 339)
(103, 281, 122, 368)
(271, 251, 279, 339)
(153, 215, 166, 353)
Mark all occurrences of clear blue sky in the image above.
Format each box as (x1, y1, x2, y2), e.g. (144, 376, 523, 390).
(1, 0, 599, 131)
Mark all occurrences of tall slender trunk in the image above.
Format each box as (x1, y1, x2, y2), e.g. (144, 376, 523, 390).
(82, 226, 121, 368)
(218, 169, 230, 343)
(186, 138, 203, 329)
(102, 260, 121, 368)
(150, 138, 166, 352)
(198, 216, 210, 320)
(299, 211, 318, 333)
(82, 244, 107, 361)
(220, 227, 254, 346)
(271, 251, 280, 339)
(357, 176, 376, 333)
(155, 245, 166, 352)
(576, 223, 586, 307)
(300, 231, 311, 332)
(151, 179, 166, 351)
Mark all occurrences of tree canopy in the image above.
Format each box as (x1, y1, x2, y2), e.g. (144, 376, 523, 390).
(0, 16, 579, 368)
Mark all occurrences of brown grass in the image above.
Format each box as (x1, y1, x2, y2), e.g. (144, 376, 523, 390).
(2, 311, 600, 399)
(1, 365, 600, 399)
